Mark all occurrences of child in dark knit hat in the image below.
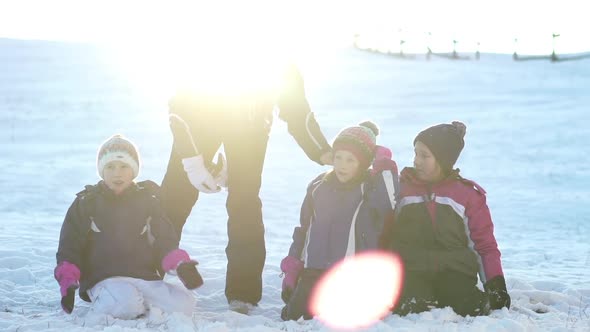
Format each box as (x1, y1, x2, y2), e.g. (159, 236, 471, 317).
(380, 121, 510, 316)
(280, 121, 400, 321)
(55, 134, 203, 319)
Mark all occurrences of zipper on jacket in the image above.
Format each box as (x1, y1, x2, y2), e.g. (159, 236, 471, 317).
(424, 187, 440, 272)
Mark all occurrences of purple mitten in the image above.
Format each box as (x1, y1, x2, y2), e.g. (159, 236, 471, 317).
(280, 256, 304, 303)
(54, 261, 80, 314)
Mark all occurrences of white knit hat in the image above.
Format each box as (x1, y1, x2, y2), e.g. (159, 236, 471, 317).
(96, 134, 140, 179)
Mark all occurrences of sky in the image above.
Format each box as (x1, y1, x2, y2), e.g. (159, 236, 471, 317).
(1, 0, 589, 55)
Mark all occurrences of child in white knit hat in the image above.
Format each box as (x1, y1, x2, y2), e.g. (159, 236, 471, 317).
(95, 134, 142, 194)
(55, 134, 203, 319)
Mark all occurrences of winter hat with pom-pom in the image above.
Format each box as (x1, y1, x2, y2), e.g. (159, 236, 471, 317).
(414, 121, 466, 173)
(96, 134, 140, 179)
(333, 121, 379, 168)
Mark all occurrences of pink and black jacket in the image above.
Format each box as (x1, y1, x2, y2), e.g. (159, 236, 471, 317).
(381, 167, 504, 283)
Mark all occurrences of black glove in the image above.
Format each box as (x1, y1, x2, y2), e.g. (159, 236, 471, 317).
(177, 261, 204, 290)
(61, 284, 78, 314)
(484, 276, 511, 310)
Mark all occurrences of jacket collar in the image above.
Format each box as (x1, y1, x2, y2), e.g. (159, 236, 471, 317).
(324, 170, 368, 190)
(400, 167, 461, 188)
(94, 181, 139, 200)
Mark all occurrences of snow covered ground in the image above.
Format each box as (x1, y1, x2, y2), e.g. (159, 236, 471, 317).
(0, 38, 589, 331)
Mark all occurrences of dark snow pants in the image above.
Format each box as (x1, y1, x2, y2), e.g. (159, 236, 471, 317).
(161, 110, 270, 305)
(393, 270, 490, 317)
(281, 268, 325, 321)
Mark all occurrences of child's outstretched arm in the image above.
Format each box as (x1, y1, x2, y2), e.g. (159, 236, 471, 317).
(370, 145, 400, 249)
(465, 185, 510, 310)
(287, 179, 318, 260)
(281, 178, 320, 303)
(55, 199, 86, 314)
(150, 201, 204, 290)
(371, 145, 399, 210)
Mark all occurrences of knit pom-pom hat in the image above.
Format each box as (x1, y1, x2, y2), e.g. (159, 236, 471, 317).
(414, 121, 466, 173)
(333, 121, 379, 168)
(96, 134, 140, 179)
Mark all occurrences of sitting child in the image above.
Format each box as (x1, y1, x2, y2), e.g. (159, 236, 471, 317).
(280, 121, 399, 320)
(55, 134, 203, 319)
(380, 121, 510, 316)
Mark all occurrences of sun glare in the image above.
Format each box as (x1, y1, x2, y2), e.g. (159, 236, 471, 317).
(310, 251, 404, 329)
(92, 0, 342, 100)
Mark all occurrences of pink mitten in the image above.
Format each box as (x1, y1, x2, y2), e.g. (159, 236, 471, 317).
(280, 256, 304, 303)
(54, 261, 80, 313)
(162, 249, 203, 289)
(371, 145, 398, 175)
(375, 145, 392, 161)
(162, 249, 191, 272)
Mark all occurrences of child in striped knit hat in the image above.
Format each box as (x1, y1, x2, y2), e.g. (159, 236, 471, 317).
(54, 134, 204, 319)
(280, 121, 400, 321)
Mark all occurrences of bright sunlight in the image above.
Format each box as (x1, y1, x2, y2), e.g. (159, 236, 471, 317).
(310, 251, 404, 329)
(1, 0, 588, 98)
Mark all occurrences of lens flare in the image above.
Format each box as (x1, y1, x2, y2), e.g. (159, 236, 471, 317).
(309, 251, 404, 329)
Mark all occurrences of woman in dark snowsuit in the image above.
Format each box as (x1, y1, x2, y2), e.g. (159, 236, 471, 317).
(160, 64, 333, 307)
